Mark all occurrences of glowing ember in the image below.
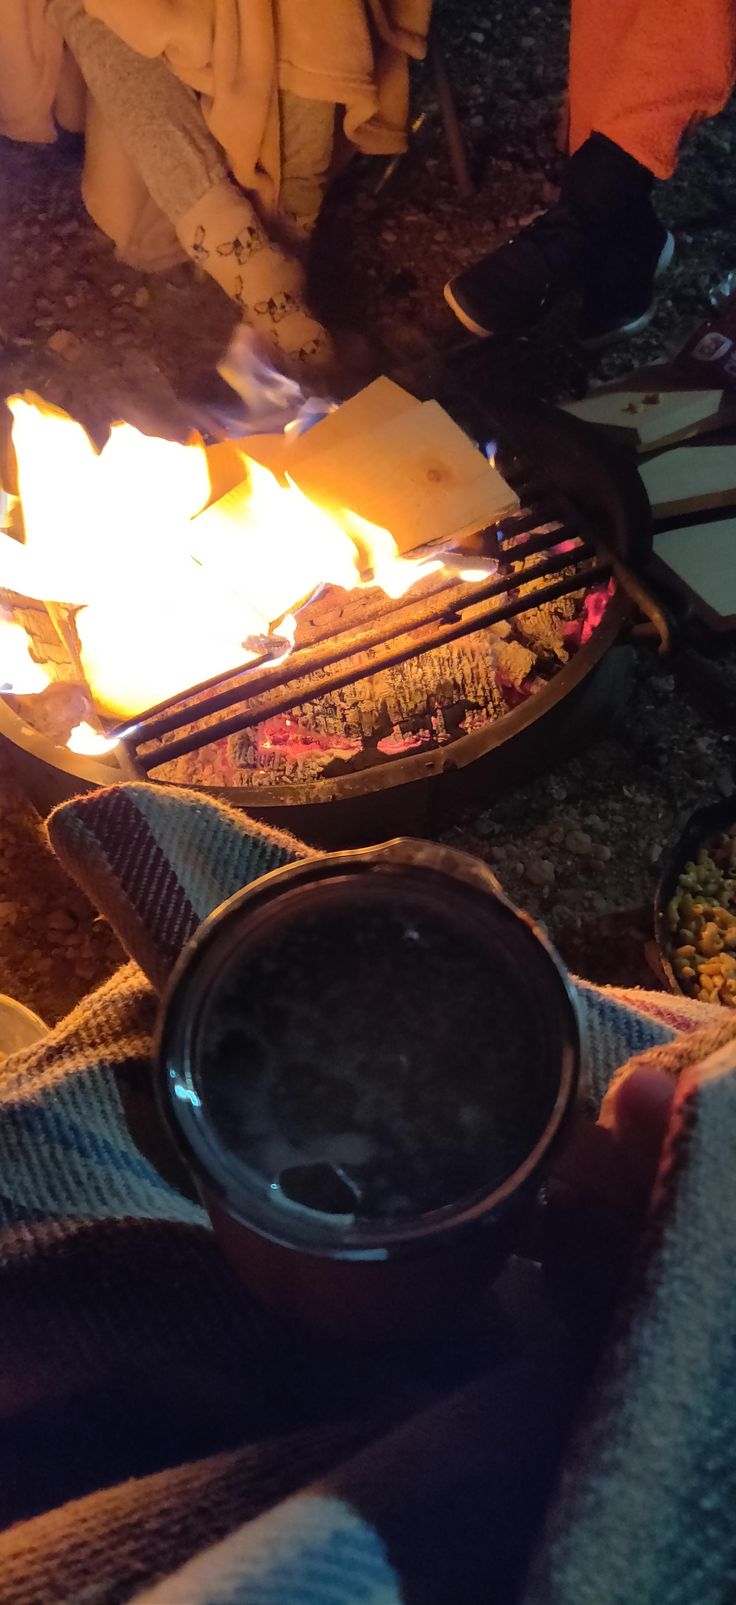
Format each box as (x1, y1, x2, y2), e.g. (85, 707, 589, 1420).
(563, 578, 616, 650)
(580, 578, 616, 644)
(0, 617, 50, 694)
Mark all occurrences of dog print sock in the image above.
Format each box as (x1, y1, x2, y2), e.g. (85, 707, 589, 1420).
(176, 180, 333, 371)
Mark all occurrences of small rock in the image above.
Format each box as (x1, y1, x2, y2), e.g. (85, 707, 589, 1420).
(46, 328, 82, 361)
(47, 908, 77, 933)
(469, 30, 486, 43)
(46, 266, 66, 293)
(57, 218, 79, 238)
(110, 282, 127, 299)
(0, 901, 18, 925)
(34, 317, 56, 331)
(469, 114, 485, 129)
(584, 814, 605, 834)
(591, 843, 612, 863)
(565, 829, 593, 855)
(381, 229, 398, 243)
(64, 294, 79, 311)
(133, 286, 151, 308)
(527, 858, 556, 887)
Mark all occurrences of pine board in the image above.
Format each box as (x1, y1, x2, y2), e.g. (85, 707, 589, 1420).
(653, 517, 736, 629)
(202, 377, 519, 558)
(289, 399, 519, 553)
(639, 445, 736, 519)
(563, 388, 724, 452)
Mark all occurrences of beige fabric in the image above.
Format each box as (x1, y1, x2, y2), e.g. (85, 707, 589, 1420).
(80, 96, 189, 272)
(0, 0, 430, 270)
(0, 0, 62, 142)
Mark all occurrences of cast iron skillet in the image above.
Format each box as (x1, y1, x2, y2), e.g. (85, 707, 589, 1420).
(655, 795, 736, 994)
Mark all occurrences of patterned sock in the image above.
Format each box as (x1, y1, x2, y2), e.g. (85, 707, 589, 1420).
(176, 180, 333, 372)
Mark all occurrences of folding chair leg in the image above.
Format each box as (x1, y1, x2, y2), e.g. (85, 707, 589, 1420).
(429, 31, 474, 199)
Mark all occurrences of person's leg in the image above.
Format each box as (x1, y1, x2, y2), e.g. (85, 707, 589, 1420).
(443, 127, 669, 343)
(445, 0, 736, 343)
(279, 91, 337, 246)
(46, 0, 332, 370)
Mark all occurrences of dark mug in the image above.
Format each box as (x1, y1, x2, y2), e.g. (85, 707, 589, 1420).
(156, 839, 579, 1338)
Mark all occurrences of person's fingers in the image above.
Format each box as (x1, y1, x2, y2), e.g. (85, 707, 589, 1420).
(549, 1112, 644, 1217)
(540, 1067, 676, 1331)
(607, 1066, 676, 1191)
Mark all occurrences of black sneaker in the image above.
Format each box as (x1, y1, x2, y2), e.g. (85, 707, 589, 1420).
(444, 132, 658, 340)
(577, 221, 675, 348)
(444, 203, 589, 338)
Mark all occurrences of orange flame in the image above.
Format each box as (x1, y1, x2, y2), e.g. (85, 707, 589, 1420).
(1, 392, 613, 758)
(0, 618, 50, 694)
(67, 720, 120, 757)
(0, 394, 460, 734)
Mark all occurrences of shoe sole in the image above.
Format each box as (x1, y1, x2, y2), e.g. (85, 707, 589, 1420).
(443, 277, 495, 338)
(577, 230, 675, 350)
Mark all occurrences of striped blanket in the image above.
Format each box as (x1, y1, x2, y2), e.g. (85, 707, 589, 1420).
(0, 781, 734, 1605)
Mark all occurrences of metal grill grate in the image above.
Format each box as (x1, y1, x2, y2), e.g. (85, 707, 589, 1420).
(115, 505, 612, 776)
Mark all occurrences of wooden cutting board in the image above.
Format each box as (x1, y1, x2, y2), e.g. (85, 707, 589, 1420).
(563, 388, 724, 452)
(639, 444, 736, 519)
(653, 517, 736, 629)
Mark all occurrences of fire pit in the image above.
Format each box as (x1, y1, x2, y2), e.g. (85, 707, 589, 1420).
(0, 394, 665, 844)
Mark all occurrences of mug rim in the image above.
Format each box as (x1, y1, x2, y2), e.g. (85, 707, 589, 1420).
(156, 839, 580, 1260)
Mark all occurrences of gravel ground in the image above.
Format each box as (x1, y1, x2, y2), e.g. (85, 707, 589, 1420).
(1, 0, 736, 1024)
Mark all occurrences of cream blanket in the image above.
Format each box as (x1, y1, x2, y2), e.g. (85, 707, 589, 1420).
(0, 0, 430, 268)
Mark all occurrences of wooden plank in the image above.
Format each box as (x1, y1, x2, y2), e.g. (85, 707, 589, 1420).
(640, 445, 736, 519)
(563, 388, 724, 452)
(204, 381, 421, 506)
(203, 379, 518, 556)
(286, 378, 419, 470)
(205, 433, 290, 505)
(653, 517, 736, 630)
(290, 399, 519, 554)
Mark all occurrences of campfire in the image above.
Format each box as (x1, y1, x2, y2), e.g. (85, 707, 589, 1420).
(0, 368, 634, 839)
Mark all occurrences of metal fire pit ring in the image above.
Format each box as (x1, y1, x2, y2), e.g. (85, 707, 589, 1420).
(0, 584, 632, 840)
(0, 398, 655, 844)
